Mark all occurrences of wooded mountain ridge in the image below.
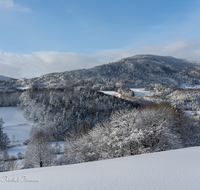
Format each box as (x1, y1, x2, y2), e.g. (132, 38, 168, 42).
(2, 54, 200, 90)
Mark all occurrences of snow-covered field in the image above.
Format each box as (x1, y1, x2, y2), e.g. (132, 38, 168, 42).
(0, 107, 32, 158)
(0, 107, 32, 144)
(180, 83, 200, 89)
(130, 88, 152, 96)
(0, 107, 65, 157)
(16, 87, 30, 90)
(1, 147, 200, 190)
(0, 107, 29, 127)
(102, 84, 200, 98)
(100, 91, 121, 97)
(101, 88, 152, 97)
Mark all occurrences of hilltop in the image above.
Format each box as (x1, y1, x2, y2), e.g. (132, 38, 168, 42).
(2, 54, 200, 90)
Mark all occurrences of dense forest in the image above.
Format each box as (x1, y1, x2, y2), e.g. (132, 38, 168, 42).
(18, 88, 140, 141)
(0, 88, 22, 107)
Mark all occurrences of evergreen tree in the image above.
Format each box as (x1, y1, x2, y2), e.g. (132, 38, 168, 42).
(0, 118, 10, 151)
(0, 151, 4, 172)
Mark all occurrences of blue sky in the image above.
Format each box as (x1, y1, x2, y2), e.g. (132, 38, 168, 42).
(0, 0, 200, 78)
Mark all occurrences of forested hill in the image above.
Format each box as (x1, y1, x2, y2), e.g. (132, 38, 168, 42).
(3, 54, 200, 90)
(18, 88, 139, 141)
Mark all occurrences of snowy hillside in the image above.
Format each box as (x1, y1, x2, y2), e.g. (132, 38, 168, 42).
(101, 88, 152, 98)
(2, 54, 200, 90)
(0, 147, 200, 190)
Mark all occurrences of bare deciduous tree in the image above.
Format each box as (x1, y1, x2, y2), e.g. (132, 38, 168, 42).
(8, 156, 18, 171)
(24, 132, 56, 168)
(17, 152, 24, 159)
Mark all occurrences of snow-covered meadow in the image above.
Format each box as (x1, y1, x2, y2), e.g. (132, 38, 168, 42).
(0, 107, 32, 145)
(100, 91, 121, 97)
(0, 107, 65, 157)
(0, 147, 200, 190)
(101, 84, 200, 99)
(180, 83, 200, 89)
(130, 88, 152, 96)
(101, 88, 152, 97)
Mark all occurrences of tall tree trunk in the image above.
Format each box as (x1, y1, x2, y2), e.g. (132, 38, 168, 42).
(40, 161, 43, 167)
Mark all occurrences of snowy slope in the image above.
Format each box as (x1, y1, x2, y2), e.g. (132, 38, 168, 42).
(1, 147, 200, 190)
(180, 83, 200, 88)
(100, 91, 121, 97)
(101, 88, 152, 98)
(130, 88, 152, 96)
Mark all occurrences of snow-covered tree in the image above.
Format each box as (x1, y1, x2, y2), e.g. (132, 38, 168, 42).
(54, 142, 62, 154)
(65, 103, 194, 163)
(24, 132, 56, 168)
(0, 151, 10, 172)
(12, 135, 15, 143)
(17, 152, 24, 159)
(2, 151, 10, 161)
(7, 156, 18, 171)
(0, 151, 5, 172)
(19, 88, 137, 141)
(0, 118, 4, 150)
(0, 118, 10, 151)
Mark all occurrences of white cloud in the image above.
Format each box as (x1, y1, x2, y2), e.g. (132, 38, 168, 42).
(0, 51, 104, 78)
(0, 0, 30, 12)
(0, 0, 14, 8)
(1, 39, 200, 79)
(97, 39, 200, 62)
